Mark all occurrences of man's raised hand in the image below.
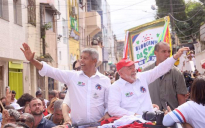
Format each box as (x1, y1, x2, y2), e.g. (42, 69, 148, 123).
(173, 47, 190, 60)
(20, 43, 35, 62)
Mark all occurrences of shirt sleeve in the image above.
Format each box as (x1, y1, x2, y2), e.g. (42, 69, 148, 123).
(167, 102, 189, 124)
(174, 68, 188, 94)
(108, 85, 135, 117)
(39, 61, 75, 84)
(142, 57, 176, 85)
(163, 114, 176, 126)
(63, 90, 70, 107)
(104, 78, 111, 114)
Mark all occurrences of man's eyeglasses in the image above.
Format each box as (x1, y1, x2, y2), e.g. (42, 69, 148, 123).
(16, 118, 26, 123)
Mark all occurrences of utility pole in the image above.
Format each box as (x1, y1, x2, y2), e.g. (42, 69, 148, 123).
(169, 0, 174, 31)
(169, 0, 176, 53)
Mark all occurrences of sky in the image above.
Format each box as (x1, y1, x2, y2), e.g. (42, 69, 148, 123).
(107, 0, 200, 40)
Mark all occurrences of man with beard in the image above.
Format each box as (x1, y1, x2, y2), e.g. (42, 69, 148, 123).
(21, 43, 110, 127)
(29, 98, 56, 128)
(108, 47, 189, 117)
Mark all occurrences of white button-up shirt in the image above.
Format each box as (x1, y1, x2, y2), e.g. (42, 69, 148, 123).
(108, 57, 176, 117)
(39, 62, 111, 125)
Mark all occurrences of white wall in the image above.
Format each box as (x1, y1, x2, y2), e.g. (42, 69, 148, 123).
(55, 0, 70, 91)
(0, 0, 27, 95)
(195, 50, 205, 74)
(0, 0, 26, 61)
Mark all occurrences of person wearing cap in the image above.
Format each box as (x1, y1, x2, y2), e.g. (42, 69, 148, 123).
(20, 43, 111, 127)
(10, 103, 23, 113)
(108, 47, 189, 117)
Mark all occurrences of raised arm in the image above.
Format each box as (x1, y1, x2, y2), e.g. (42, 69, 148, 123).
(20, 43, 43, 70)
(21, 43, 73, 84)
(144, 47, 189, 85)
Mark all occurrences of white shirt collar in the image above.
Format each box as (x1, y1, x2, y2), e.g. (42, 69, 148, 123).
(79, 69, 103, 78)
(118, 74, 139, 86)
(118, 78, 129, 86)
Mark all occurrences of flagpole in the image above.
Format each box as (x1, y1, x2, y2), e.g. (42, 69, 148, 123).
(123, 31, 129, 59)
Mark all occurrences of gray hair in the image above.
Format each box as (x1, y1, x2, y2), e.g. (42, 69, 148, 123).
(154, 42, 170, 52)
(3, 123, 20, 128)
(21, 113, 34, 123)
(8, 109, 20, 120)
(53, 99, 63, 112)
(82, 48, 99, 63)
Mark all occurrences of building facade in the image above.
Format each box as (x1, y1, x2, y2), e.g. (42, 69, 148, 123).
(0, 0, 27, 98)
(67, 0, 80, 69)
(55, 0, 70, 90)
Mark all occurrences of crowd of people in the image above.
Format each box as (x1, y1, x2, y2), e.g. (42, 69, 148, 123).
(0, 42, 204, 128)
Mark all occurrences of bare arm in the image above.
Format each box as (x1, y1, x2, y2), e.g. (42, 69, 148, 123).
(177, 94, 186, 105)
(20, 43, 43, 70)
(62, 103, 72, 125)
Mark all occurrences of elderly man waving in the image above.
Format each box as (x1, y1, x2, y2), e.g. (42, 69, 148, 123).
(21, 43, 110, 127)
(108, 47, 189, 117)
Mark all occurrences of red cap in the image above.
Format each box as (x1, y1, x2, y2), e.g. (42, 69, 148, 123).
(116, 58, 135, 71)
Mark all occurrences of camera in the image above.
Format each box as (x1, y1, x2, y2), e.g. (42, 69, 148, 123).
(142, 110, 164, 125)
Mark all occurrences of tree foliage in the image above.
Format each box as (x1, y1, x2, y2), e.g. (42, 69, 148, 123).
(156, 0, 205, 43)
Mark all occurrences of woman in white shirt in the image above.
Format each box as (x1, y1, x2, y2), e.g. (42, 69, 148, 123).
(163, 75, 205, 128)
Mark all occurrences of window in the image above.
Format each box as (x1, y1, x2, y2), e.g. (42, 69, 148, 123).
(0, 0, 2, 17)
(27, 0, 36, 26)
(13, 0, 17, 23)
(62, 18, 67, 44)
(45, 10, 54, 32)
(0, 0, 9, 20)
(0, 66, 2, 80)
(59, 51, 61, 60)
(87, 0, 91, 11)
(58, 0, 60, 11)
(13, 0, 22, 25)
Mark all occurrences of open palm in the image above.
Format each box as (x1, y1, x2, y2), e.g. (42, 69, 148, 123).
(20, 43, 35, 61)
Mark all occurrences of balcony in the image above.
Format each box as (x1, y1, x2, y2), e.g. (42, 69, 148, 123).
(85, 11, 101, 37)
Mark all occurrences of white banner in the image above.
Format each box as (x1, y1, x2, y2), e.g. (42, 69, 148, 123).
(132, 27, 164, 70)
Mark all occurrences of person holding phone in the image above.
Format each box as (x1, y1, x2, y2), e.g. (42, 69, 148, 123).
(163, 75, 205, 128)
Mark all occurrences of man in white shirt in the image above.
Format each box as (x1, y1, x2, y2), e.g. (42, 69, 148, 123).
(108, 47, 189, 117)
(20, 43, 111, 126)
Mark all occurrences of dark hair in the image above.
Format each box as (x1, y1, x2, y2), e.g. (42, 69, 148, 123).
(3, 123, 19, 128)
(73, 60, 78, 70)
(21, 113, 35, 123)
(48, 90, 56, 97)
(16, 122, 30, 128)
(114, 72, 120, 81)
(0, 104, 3, 113)
(0, 96, 6, 101)
(12, 90, 16, 94)
(17, 93, 34, 107)
(59, 91, 66, 99)
(190, 76, 205, 106)
(29, 98, 42, 107)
